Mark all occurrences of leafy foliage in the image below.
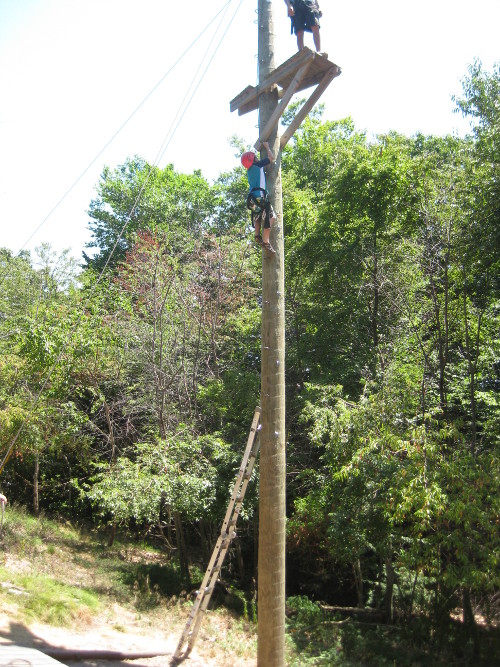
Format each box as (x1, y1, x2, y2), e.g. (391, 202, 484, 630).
(1, 60, 499, 662)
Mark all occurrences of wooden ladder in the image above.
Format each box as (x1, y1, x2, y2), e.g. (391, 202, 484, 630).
(173, 406, 261, 662)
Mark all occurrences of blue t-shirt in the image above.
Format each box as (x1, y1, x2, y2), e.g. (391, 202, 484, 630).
(247, 157, 270, 195)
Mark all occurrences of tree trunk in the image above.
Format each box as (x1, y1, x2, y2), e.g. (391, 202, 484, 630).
(461, 265, 482, 454)
(174, 511, 190, 585)
(352, 559, 364, 607)
(257, 2, 286, 665)
(462, 587, 480, 657)
(104, 402, 117, 462)
(199, 519, 213, 564)
(108, 523, 116, 547)
(234, 538, 245, 583)
(384, 552, 395, 623)
(33, 453, 40, 516)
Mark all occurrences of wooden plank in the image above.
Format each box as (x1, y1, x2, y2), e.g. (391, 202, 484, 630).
(237, 59, 338, 116)
(280, 67, 340, 148)
(230, 48, 315, 115)
(254, 60, 313, 149)
(274, 52, 333, 91)
(229, 84, 256, 113)
(0, 645, 66, 666)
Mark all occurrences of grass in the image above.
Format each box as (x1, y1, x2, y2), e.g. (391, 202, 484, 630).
(1, 506, 498, 665)
(0, 503, 257, 665)
(0, 569, 100, 626)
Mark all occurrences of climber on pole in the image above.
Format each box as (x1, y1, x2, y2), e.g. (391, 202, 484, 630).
(241, 142, 276, 256)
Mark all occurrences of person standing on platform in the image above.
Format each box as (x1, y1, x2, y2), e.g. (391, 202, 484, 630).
(284, 0, 325, 56)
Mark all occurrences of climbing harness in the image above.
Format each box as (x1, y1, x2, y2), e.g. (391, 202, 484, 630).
(246, 187, 271, 227)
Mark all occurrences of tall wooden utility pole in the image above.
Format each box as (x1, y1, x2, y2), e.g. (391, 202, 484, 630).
(229, 9, 339, 666)
(257, 1, 286, 666)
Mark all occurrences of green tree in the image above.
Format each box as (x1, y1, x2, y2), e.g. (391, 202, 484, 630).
(84, 157, 215, 271)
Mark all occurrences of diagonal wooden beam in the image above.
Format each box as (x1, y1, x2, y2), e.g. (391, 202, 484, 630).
(280, 66, 340, 148)
(254, 59, 313, 150)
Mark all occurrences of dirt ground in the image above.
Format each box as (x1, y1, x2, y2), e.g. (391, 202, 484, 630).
(0, 517, 257, 667)
(0, 599, 256, 667)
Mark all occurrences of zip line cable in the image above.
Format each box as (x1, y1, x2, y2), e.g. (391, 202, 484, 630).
(0, 0, 233, 291)
(92, 0, 241, 285)
(154, 0, 244, 168)
(0, 0, 243, 477)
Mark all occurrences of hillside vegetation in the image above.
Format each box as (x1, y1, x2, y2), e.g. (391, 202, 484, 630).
(0, 61, 499, 665)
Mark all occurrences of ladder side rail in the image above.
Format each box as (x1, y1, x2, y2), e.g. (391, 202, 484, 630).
(227, 441, 260, 532)
(174, 521, 232, 658)
(191, 430, 259, 623)
(182, 494, 245, 656)
(188, 435, 262, 650)
(186, 543, 232, 653)
(174, 538, 225, 659)
(220, 407, 260, 534)
(174, 538, 224, 658)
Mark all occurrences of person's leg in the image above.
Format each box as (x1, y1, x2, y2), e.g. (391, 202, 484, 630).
(311, 25, 321, 52)
(262, 204, 276, 252)
(296, 30, 305, 49)
(254, 214, 264, 245)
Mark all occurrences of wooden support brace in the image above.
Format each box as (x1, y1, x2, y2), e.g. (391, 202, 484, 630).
(254, 59, 313, 150)
(280, 66, 339, 148)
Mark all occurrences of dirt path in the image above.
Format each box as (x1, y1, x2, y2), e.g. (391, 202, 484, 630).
(0, 602, 256, 667)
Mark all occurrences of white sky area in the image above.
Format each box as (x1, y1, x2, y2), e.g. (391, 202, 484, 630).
(0, 0, 499, 261)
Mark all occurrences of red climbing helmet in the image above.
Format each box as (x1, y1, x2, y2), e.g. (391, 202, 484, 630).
(241, 150, 256, 169)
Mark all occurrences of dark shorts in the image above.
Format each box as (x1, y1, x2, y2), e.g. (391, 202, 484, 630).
(291, 0, 321, 34)
(251, 198, 275, 229)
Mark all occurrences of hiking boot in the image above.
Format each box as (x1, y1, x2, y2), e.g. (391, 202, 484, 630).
(255, 234, 264, 246)
(263, 242, 276, 255)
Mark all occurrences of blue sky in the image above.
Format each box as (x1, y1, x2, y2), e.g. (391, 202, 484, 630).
(1, 0, 499, 260)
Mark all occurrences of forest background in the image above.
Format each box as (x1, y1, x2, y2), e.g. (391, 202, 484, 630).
(0, 61, 498, 661)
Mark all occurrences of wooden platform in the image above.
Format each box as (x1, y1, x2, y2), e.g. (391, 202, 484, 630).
(230, 47, 340, 116)
(230, 47, 341, 149)
(0, 645, 65, 666)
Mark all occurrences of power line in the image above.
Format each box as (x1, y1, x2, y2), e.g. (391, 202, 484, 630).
(155, 0, 244, 167)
